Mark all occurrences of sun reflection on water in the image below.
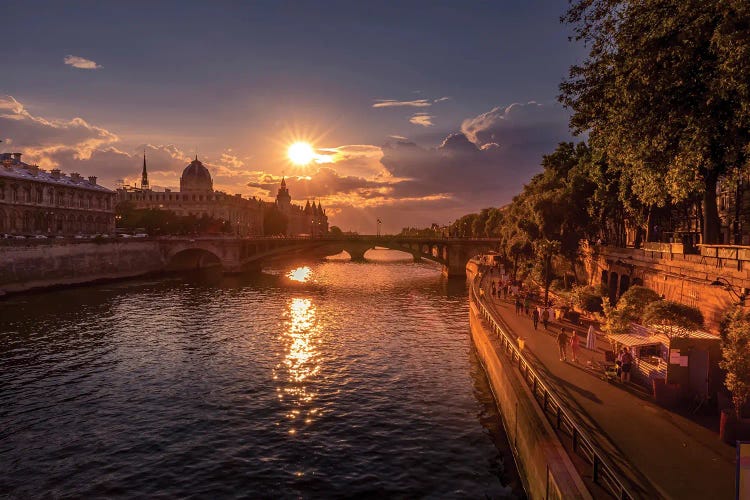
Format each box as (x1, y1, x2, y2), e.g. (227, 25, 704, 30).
(275, 297, 321, 435)
(287, 266, 312, 283)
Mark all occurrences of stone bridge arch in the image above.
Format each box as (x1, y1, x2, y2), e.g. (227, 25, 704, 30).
(165, 248, 223, 271)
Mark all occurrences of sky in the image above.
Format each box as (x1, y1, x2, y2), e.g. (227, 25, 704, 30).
(1, 0, 585, 233)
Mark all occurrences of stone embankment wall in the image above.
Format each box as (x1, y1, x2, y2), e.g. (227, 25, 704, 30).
(466, 261, 590, 499)
(0, 240, 164, 294)
(591, 246, 750, 330)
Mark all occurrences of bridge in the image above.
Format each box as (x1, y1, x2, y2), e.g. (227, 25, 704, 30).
(159, 235, 498, 278)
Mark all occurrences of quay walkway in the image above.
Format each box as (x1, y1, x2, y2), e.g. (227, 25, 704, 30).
(476, 269, 735, 499)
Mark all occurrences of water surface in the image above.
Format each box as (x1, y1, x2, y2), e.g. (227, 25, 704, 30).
(0, 250, 521, 498)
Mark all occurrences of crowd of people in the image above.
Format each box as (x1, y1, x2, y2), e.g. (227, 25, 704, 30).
(481, 260, 632, 382)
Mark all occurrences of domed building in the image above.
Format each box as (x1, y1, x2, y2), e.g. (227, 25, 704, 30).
(180, 156, 213, 193)
(117, 154, 264, 236)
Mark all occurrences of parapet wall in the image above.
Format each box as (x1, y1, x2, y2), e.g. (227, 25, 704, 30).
(0, 241, 164, 294)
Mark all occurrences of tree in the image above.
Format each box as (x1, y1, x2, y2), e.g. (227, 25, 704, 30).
(642, 300, 704, 340)
(561, 0, 750, 244)
(329, 226, 343, 236)
(602, 285, 662, 334)
(571, 284, 604, 314)
(720, 307, 750, 419)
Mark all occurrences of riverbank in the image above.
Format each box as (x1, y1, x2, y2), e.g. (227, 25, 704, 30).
(0, 240, 164, 295)
(468, 259, 737, 499)
(467, 261, 590, 499)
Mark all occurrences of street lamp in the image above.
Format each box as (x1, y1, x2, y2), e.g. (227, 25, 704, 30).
(710, 277, 747, 305)
(376, 218, 382, 237)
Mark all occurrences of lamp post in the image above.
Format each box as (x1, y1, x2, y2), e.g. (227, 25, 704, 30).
(710, 277, 747, 305)
(376, 218, 382, 238)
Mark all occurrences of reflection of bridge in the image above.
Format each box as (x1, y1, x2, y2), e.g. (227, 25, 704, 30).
(160, 235, 498, 278)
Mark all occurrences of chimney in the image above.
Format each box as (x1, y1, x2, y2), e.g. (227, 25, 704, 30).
(70, 172, 81, 182)
(88, 176, 97, 185)
(28, 165, 39, 176)
(12, 153, 22, 163)
(51, 168, 61, 179)
(1, 153, 11, 161)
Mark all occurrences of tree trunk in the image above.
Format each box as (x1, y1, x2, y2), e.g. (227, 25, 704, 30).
(703, 174, 721, 244)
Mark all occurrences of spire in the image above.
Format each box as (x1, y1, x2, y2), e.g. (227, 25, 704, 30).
(141, 149, 149, 190)
(281, 176, 286, 188)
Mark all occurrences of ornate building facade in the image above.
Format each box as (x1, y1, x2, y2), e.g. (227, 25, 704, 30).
(274, 178, 328, 237)
(0, 152, 115, 236)
(117, 156, 264, 236)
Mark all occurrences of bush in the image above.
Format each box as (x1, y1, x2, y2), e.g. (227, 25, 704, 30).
(602, 285, 662, 334)
(642, 300, 704, 338)
(571, 285, 604, 313)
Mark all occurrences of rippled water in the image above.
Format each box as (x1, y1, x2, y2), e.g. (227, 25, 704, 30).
(0, 250, 521, 498)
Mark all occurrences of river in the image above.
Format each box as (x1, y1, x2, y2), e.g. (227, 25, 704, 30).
(0, 250, 522, 498)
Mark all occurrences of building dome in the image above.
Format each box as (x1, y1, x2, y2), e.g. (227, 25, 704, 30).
(180, 156, 213, 193)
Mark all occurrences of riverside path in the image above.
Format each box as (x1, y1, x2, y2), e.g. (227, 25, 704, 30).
(476, 268, 735, 499)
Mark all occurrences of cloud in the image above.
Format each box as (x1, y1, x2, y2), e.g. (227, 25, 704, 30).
(372, 99, 432, 108)
(461, 101, 571, 149)
(434, 96, 451, 103)
(64, 55, 101, 70)
(409, 113, 434, 127)
(0, 95, 573, 233)
(0, 95, 117, 159)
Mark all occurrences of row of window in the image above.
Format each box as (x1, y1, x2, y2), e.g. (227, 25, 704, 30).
(126, 192, 261, 205)
(0, 209, 114, 233)
(0, 183, 112, 210)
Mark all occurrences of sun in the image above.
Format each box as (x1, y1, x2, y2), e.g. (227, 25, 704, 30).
(288, 142, 315, 165)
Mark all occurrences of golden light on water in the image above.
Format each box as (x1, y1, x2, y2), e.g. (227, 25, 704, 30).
(288, 142, 315, 165)
(287, 266, 312, 283)
(275, 296, 321, 435)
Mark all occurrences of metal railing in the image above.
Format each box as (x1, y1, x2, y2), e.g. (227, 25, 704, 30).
(470, 270, 634, 499)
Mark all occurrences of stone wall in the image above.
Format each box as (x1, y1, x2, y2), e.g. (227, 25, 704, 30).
(0, 240, 164, 294)
(589, 246, 748, 331)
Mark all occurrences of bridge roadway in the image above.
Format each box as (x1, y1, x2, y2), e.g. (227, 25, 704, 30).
(159, 235, 498, 278)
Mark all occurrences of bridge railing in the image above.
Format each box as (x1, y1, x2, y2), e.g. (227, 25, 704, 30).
(469, 268, 635, 500)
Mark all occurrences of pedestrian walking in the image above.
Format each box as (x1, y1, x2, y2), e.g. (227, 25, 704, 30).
(541, 307, 550, 330)
(532, 308, 539, 330)
(523, 297, 530, 316)
(621, 347, 633, 383)
(514, 296, 522, 315)
(585, 324, 596, 350)
(570, 332, 580, 363)
(557, 328, 569, 361)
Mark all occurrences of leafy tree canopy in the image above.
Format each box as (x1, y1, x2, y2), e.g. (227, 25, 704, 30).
(561, 0, 750, 243)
